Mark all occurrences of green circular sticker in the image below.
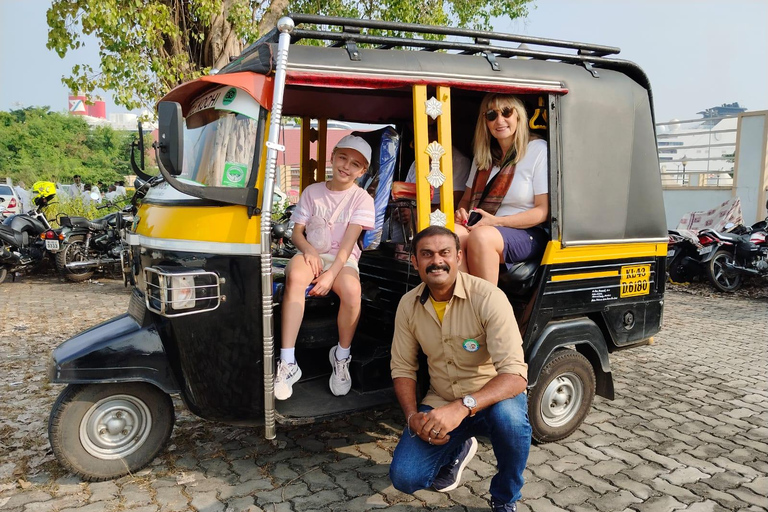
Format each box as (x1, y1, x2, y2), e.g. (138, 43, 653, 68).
(223, 88, 237, 106)
(463, 339, 479, 352)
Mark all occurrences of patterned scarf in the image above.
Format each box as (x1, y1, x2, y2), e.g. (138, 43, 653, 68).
(469, 164, 516, 215)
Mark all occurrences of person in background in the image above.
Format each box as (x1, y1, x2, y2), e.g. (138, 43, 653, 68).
(389, 226, 530, 512)
(274, 135, 376, 400)
(14, 181, 30, 213)
(115, 181, 127, 197)
(105, 185, 119, 202)
(81, 184, 93, 206)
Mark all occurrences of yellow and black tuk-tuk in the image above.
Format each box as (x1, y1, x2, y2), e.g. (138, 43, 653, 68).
(47, 15, 668, 480)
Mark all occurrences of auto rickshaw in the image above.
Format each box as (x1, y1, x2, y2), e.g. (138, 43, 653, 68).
(47, 14, 668, 480)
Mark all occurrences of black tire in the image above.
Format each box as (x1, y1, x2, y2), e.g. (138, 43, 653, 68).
(48, 383, 175, 481)
(706, 249, 742, 292)
(0, 266, 7, 284)
(528, 350, 596, 443)
(56, 235, 95, 282)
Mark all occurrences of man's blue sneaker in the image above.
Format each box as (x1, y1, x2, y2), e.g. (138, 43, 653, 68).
(490, 498, 517, 511)
(432, 437, 478, 492)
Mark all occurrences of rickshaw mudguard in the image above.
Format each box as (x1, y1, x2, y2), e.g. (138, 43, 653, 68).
(48, 313, 180, 394)
(526, 318, 614, 400)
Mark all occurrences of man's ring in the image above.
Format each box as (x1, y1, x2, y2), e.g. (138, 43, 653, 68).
(432, 429, 440, 436)
(428, 437, 432, 445)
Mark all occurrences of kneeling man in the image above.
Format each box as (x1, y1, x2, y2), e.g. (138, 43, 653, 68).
(389, 226, 531, 512)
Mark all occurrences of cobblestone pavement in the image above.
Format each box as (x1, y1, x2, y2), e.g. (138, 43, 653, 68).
(1, 276, 766, 512)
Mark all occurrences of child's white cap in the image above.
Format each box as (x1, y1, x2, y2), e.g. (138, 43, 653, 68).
(335, 135, 372, 166)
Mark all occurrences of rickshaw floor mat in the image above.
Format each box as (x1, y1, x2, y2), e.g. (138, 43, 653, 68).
(274, 381, 395, 424)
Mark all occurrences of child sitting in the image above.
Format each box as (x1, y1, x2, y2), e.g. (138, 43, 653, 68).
(275, 135, 376, 400)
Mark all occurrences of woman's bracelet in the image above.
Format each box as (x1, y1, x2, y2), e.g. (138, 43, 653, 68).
(406, 412, 418, 438)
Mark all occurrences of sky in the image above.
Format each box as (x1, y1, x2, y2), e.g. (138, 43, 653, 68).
(0, 0, 766, 123)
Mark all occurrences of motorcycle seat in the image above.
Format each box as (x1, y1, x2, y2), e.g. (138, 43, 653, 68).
(68, 216, 91, 228)
(86, 219, 109, 231)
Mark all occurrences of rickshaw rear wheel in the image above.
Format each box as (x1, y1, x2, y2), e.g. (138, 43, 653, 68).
(528, 350, 595, 443)
(48, 383, 175, 481)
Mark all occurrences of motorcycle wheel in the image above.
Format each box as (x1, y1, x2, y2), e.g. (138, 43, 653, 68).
(48, 383, 175, 481)
(528, 350, 596, 443)
(707, 249, 743, 292)
(0, 266, 7, 284)
(56, 235, 95, 282)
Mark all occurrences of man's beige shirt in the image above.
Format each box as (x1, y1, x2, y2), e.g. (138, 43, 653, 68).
(391, 271, 527, 409)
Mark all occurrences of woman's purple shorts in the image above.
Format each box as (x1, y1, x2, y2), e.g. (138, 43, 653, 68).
(496, 226, 548, 270)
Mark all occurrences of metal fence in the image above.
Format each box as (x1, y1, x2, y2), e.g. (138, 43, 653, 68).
(657, 115, 738, 188)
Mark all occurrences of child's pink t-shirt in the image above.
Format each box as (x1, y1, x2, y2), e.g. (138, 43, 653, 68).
(291, 182, 375, 262)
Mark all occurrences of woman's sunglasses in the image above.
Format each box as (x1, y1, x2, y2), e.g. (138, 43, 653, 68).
(484, 107, 515, 122)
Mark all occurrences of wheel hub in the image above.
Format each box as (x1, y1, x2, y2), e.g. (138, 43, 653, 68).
(80, 395, 153, 460)
(540, 373, 583, 428)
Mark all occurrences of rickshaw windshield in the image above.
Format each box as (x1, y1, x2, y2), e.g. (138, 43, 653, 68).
(181, 87, 263, 188)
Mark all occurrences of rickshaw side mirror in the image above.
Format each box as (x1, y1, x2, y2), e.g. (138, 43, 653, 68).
(157, 102, 184, 176)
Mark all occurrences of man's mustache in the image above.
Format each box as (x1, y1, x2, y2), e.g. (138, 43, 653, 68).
(426, 264, 450, 273)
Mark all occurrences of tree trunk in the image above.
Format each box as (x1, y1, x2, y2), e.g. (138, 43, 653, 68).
(205, 0, 245, 71)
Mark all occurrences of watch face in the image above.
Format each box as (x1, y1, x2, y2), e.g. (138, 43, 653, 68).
(463, 395, 477, 408)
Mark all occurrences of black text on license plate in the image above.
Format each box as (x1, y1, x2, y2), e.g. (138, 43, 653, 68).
(45, 240, 60, 251)
(620, 264, 651, 298)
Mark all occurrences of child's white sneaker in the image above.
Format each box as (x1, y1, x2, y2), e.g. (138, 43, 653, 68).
(329, 346, 352, 396)
(274, 359, 302, 400)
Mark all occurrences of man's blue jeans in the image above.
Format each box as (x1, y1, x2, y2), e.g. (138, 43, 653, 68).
(389, 393, 531, 504)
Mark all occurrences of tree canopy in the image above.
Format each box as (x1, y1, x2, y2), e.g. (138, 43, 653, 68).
(0, 107, 136, 186)
(47, 0, 532, 112)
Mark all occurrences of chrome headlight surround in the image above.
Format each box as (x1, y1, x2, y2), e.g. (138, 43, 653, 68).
(144, 266, 224, 317)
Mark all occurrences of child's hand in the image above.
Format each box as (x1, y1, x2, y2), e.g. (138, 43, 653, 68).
(302, 251, 323, 277)
(309, 271, 335, 296)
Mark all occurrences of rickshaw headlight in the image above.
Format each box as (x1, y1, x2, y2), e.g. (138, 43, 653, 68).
(143, 266, 222, 317)
(171, 275, 196, 310)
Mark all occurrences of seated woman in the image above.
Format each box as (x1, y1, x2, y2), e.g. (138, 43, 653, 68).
(454, 93, 549, 285)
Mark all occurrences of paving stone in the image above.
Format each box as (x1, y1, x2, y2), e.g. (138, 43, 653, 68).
(603, 473, 653, 500)
(2, 491, 52, 510)
(584, 489, 642, 511)
(662, 467, 712, 485)
(727, 487, 768, 509)
(23, 495, 86, 512)
(87, 481, 119, 503)
(222, 496, 261, 512)
(563, 469, 617, 494)
(583, 460, 629, 477)
(290, 488, 346, 509)
(58, 503, 112, 512)
(650, 478, 699, 502)
(523, 498, 569, 512)
(189, 490, 224, 512)
(154, 485, 188, 512)
(548, 485, 599, 508)
(680, 501, 719, 512)
(632, 495, 686, 512)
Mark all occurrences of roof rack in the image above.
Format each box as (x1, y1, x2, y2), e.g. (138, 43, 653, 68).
(287, 13, 622, 66)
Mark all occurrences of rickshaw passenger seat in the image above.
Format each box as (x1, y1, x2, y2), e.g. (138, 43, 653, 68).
(354, 127, 400, 251)
(497, 259, 540, 297)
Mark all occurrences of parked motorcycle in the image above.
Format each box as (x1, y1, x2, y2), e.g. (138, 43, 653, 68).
(700, 203, 768, 292)
(271, 204, 296, 257)
(0, 184, 58, 284)
(55, 203, 134, 283)
(666, 230, 702, 283)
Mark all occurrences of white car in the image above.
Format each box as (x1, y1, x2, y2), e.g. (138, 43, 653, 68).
(0, 183, 20, 216)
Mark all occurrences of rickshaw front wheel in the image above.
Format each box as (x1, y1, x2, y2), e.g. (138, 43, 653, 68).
(528, 350, 595, 443)
(48, 383, 175, 481)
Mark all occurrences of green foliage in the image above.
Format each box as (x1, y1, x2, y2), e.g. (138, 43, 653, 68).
(46, 0, 532, 112)
(0, 107, 134, 187)
(47, 195, 130, 228)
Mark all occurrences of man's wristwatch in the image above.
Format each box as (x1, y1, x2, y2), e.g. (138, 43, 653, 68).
(462, 395, 477, 417)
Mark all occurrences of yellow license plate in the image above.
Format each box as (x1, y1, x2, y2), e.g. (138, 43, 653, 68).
(620, 264, 651, 297)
